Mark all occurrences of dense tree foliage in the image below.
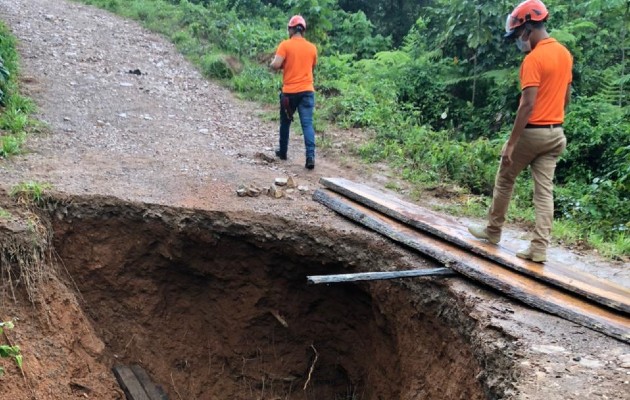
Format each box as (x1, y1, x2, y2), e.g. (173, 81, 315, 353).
(337, 0, 430, 45)
(77, 0, 630, 254)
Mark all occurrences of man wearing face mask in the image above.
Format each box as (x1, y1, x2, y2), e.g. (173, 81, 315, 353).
(468, 0, 573, 263)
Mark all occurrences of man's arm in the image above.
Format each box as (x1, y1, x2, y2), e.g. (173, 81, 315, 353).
(564, 84, 571, 111)
(502, 86, 538, 166)
(270, 55, 284, 70)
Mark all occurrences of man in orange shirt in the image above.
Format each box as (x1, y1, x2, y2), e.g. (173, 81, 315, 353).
(270, 15, 318, 169)
(469, 0, 572, 263)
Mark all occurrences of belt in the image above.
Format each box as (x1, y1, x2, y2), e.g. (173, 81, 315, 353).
(525, 123, 563, 129)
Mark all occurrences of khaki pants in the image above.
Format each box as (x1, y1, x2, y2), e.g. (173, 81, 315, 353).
(486, 127, 566, 252)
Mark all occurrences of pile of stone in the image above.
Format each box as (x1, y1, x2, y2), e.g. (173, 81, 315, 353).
(237, 176, 309, 199)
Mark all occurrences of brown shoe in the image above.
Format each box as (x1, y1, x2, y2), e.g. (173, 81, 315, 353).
(468, 226, 500, 245)
(516, 247, 547, 263)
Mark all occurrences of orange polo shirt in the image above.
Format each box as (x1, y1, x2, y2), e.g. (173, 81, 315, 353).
(276, 36, 317, 94)
(520, 38, 573, 125)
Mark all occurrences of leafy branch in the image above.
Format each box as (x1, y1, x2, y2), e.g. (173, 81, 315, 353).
(0, 321, 23, 377)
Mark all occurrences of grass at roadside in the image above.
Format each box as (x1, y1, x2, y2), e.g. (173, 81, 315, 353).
(0, 25, 55, 309)
(10, 181, 52, 206)
(0, 22, 37, 158)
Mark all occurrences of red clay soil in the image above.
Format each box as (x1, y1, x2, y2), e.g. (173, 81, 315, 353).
(0, 0, 628, 399)
(1, 194, 494, 399)
(50, 202, 487, 400)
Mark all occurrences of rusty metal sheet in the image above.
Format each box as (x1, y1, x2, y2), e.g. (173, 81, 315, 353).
(320, 177, 630, 315)
(313, 189, 630, 344)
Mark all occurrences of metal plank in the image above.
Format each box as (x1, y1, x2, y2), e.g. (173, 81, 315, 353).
(307, 268, 456, 284)
(320, 177, 630, 314)
(113, 365, 151, 400)
(313, 189, 630, 344)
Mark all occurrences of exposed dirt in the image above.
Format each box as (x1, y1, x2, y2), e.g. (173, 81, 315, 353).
(50, 199, 490, 400)
(0, 0, 629, 399)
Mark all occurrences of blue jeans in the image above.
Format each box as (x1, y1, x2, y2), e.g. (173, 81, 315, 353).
(279, 91, 315, 159)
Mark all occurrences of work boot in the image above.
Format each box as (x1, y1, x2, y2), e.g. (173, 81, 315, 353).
(516, 247, 547, 263)
(275, 149, 287, 160)
(305, 156, 315, 170)
(468, 226, 500, 245)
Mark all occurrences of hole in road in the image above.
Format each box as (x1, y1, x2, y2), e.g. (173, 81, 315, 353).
(53, 203, 491, 399)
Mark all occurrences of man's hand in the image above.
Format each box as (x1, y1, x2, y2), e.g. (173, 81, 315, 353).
(502, 86, 537, 168)
(501, 142, 516, 167)
(269, 55, 284, 70)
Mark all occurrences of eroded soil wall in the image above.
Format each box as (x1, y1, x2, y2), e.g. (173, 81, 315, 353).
(44, 200, 500, 399)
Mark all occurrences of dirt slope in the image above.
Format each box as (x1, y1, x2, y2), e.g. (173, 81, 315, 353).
(0, 0, 628, 399)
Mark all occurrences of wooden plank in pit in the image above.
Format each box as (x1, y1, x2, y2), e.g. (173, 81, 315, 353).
(113, 365, 168, 400)
(320, 177, 630, 314)
(313, 189, 630, 344)
(131, 365, 169, 400)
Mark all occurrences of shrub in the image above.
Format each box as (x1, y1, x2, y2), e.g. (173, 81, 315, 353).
(201, 54, 236, 79)
(555, 180, 630, 239)
(230, 63, 280, 103)
(560, 96, 630, 185)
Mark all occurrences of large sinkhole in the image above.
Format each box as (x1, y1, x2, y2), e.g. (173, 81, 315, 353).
(51, 201, 497, 400)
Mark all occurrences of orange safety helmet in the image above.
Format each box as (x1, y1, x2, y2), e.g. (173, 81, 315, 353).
(505, 0, 548, 38)
(287, 15, 306, 30)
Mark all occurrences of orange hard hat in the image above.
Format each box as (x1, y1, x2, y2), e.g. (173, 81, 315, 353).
(505, 0, 549, 38)
(288, 15, 306, 30)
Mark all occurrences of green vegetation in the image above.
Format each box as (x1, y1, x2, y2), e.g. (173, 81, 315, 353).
(0, 321, 22, 377)
(71, 0, 630, 257)
(10, 181, 52, 205)
(0, 22, 36, 158)
(0, 207, 11, 219)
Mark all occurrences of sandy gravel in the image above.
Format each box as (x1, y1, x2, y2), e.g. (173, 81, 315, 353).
(1, 0, 357, 214)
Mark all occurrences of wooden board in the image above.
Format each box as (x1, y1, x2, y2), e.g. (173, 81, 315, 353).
(320, 177, 630, 315)
(113, 365, 151, 400)
(130, 365, 169, 400)
(307, 268, 456, 284)
(113, 365, 168, 400)
(313, 189, 630, 344)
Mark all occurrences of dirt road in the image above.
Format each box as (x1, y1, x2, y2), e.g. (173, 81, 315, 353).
(0, 1, 628, 399)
